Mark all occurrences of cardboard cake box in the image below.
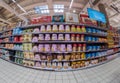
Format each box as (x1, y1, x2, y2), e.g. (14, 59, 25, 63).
(65, 12, 79, 23)
(30, 16, 52, 24)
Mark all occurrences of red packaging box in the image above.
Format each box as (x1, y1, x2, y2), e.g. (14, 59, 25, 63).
(31, 16, 52, 24)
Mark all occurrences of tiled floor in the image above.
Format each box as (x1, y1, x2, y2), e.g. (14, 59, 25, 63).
(0, 54, 120, 83)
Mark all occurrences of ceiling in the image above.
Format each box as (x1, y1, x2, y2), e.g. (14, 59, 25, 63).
(0, 0, 120, 28)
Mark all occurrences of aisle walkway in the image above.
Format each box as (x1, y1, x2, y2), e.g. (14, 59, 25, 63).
(0, 56, 120, 83)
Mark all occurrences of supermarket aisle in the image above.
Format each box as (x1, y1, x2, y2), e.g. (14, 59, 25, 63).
(0, 57, 120, 83)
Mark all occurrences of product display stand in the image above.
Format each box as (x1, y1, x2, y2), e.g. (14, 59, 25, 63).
(0, 23, 120, 71)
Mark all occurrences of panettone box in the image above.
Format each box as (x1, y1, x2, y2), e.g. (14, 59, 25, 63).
(65, 12, 79, 23)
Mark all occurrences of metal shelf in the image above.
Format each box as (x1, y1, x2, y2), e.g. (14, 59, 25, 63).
(0, 32, 107, 39)
(0, 54, 118, 71)
(21, 23, 108, 31)
(0, 41, 107, 44)
(0, 47, 107, 53)
(0, 29, 13, 34)
(12, 51, 119, 62)
(0, 23, 107, 35)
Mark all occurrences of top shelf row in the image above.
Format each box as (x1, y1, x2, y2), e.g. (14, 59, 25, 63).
(21, 23, 108, 31)
(0, 23, 108, 34)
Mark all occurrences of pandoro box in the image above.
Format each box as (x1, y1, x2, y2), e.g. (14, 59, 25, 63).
(65, 12, 79, 23)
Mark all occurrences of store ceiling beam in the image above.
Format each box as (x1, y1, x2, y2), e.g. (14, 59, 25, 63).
(0, 0, 27, 22)
(80, 2, 89, 13)
(92, 0, 100, 6)
(0, 18, 11, 24)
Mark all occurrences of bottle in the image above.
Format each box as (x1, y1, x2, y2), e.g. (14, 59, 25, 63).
(44, 44, 51, 52)
(53, 25, 58, 32)
(32, 45, 38, 52)
(78, 44, 82, 51)
(63, 62, 69, 69)
(45, 34, 51, 40)
(29, 52, 34, 60)
(38, 44, 44, 52)
(81, 26, 86, 32)
(51, 44, 57, 52)
(71, 53, 76, 60)
(67, 44, 72, 52)
(71, 62, 76, 69)
(41, 62, 46, 68)
(32, 36, 38, 42)
(75, 53, 80, 59)
(35, 62, 41, 67)
(76, 26, 81, 32)
(57, 54, 63, 61)
(81, 35, 84, 41)
(76, 34, 80, 41)
(71, 34, 75, 41)
(65, 25, 70, 32)
(46, 25, 51, 32)
(60, 44, 66, 52)
(64, 54, 70, 60)
(73, 44, 77, 52)
(59, 25, 64, 32)
(34, 54, 41, 60)
(81, 53, 85, 59)
(47, 55, 52, 61)
(40, 25, 46, 32)
(47, 62, 52, 68)
(52, 62, 57, 69)
(40, 55, 47, 60)
(88, 36, 91, 41)
(65, 34, 70, 41)
(58, 34, 64, 40)
(38, 34, 44, 41)
(71, 25, 76, 32)
(58, 62, 62, 69)
(52, 34, 57, 40)
(33, 28, 40, 33)
(83, 44, 86, 51)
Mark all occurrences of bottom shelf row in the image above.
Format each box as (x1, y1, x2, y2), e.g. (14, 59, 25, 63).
(0, 53, 118, 71)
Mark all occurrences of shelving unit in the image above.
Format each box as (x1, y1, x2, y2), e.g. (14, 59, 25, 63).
(0, 32, 107, 39)
(0, 51, 118, 71)
(0, 23, 119, 71)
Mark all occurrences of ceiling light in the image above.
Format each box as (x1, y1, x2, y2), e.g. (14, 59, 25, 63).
(73, 10, 76, 13)
(54, 5, 64, 13)
(12, 0, 16, 3)
(34, 5, 49, 14)
(69, 0, 74, 9)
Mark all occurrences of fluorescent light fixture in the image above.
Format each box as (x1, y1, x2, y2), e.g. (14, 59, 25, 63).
(54, 5, 64, 13)
(73, 10, 76, 13)
(34, 5, 49, 14)
(12, 0, 16, 3)
(69, 0, 74, 9)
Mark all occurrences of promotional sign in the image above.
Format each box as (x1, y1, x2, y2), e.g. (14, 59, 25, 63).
(52, 15, 64, 22)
